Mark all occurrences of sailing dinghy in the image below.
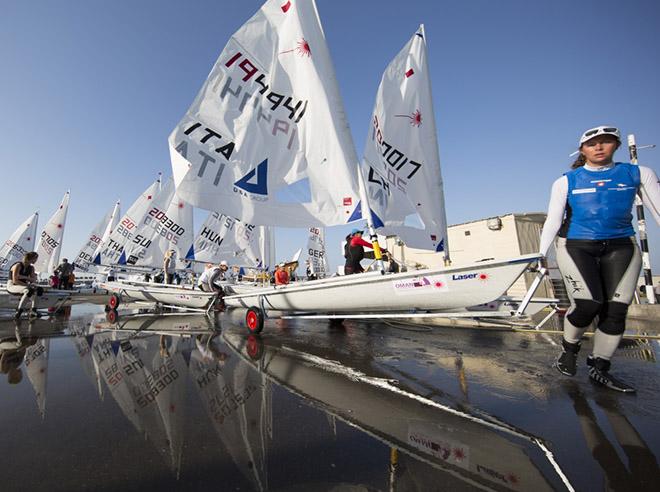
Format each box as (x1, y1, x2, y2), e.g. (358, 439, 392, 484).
(167, 1, 548, 330)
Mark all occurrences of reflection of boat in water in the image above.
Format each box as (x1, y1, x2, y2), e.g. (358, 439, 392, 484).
(222, 330, 571, 492)
(94, 311, 217, 336)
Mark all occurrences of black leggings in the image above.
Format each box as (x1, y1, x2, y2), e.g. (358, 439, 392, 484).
(556, 237, 641, 335)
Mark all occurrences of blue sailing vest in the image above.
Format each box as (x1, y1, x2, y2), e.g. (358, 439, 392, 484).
(562, 163, 639, 240)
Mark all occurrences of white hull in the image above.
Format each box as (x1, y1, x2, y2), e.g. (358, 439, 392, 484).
(101, 281, 217, 310)
(224, 254, 541, 314)
(0, 287, 109, 311)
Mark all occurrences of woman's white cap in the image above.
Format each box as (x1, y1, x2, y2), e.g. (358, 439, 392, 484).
(579, 126, 621, 146)
(220, 260, 228, 266)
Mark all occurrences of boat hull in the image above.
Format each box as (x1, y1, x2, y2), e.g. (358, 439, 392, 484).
(101, 281, 217, 310)
(0, 287, 109, 311)
(224, 254, 541, 314)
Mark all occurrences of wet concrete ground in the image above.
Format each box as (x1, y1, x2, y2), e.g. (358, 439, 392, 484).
(0, 305, 658, 491)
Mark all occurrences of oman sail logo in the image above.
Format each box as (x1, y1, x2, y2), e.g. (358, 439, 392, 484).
(393, 274, 448, 295)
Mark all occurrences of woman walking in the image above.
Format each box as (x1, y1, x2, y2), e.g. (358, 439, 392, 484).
(539, 126, 660, 393)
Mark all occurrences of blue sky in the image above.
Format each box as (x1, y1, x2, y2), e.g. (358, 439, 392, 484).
(2, 0, 660, 271)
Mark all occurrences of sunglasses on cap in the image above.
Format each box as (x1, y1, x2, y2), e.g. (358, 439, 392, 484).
(579, 126, 620, 145)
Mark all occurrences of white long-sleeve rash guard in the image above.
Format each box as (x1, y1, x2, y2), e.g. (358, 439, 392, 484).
(539, 164, 660, 256)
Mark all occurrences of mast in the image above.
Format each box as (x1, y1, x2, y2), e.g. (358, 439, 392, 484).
(628, 134, 656, 304)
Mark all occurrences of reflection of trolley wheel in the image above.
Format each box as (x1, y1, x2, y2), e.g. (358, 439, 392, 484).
(106, 309, 118, 324)
(108, 294, 121, 310)
(246, 335, 264, 360)
(246, 307, 264, 334)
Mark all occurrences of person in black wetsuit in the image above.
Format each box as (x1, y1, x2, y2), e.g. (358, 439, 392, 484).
(539, 126, 660, 392)
(343, 228, 386, 275)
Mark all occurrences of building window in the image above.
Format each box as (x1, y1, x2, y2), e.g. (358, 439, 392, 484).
(464, 230, 471, 236)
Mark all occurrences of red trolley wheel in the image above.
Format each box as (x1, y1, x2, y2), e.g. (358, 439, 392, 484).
(245, 307, 264, 334)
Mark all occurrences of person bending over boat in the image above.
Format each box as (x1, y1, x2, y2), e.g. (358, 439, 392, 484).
(198, 262, 227, 293)
(198, 261, 228, 311)
(539, 126, 660, 393)
(343, 229, 386, 275)
(6, 252, 43, 320)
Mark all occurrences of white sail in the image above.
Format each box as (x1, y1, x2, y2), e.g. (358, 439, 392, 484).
(74, 200, 120, 272)
(24, 338, 49, 418)
(0, 212, 38, 272)
(93, 178, 161, 266)
(91, 199, 122, 269)
(359, 26, 449, 254)
(304, 227, 328, 277)
(122, 178, 193, 269)
(35, 191, 70, 274)
(169, 0, 360, 227)
(187, 211, 261, 266)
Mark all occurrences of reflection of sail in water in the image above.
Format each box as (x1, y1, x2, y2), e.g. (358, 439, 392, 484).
(189, 336, 270, 491)
(118, 336, 177, 471)
(223, 332, 561, 492)
(90, 331, 143, 432)
(69, 322, 104, 399)
(101, 332, 192, 475)
(147, 336, 189, 473)
(24, 338, 49, 418)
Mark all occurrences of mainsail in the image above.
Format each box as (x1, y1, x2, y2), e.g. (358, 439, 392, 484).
(304, 227, 327, 277)
(0, 212, 38, 272)
(169, 0, 360, 227)
(122, 178, 194, 270)
(74, 200, 121, 272)
(359, 26, 449, 255)
(93, 178, 161, 266)
(187, 211, 261, 266)
(35, 191, 70, 274)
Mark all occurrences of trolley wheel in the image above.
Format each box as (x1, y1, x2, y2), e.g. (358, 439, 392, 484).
(108, 293, 121, 310)
(246, 335, 264, 360)
(246, 307, 264, 334)
(106, 309, 118, 324)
